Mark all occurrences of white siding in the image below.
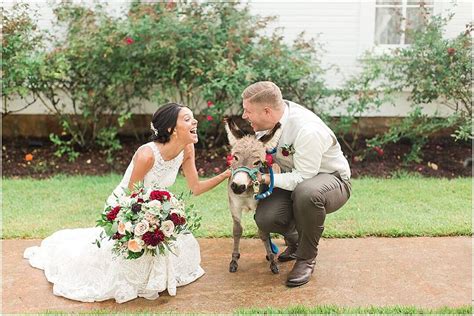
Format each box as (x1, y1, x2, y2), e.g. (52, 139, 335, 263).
(249, 1, 362, 87)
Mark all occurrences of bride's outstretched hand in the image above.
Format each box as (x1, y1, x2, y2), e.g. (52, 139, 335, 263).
(223, 169, 232, 178)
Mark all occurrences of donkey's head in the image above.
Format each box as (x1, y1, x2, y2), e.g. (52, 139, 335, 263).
(224, 117, 282, 195)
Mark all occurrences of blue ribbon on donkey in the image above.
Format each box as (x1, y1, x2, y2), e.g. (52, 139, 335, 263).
(256, 147, 278, 254)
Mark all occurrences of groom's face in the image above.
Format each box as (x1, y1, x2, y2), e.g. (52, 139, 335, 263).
(242, 100, 273, 132)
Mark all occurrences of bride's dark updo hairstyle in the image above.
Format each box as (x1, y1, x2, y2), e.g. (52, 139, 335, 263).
(150, 103, 185, 144)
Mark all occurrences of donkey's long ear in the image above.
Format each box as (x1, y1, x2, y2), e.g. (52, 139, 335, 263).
(224, 116, 246, 147)
(259, 122, 282, 149)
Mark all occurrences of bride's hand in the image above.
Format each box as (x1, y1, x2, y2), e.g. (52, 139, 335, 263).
(223, 169, 232, 178)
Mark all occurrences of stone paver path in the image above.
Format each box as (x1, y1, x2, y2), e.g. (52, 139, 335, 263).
(2, 237, 471, 313)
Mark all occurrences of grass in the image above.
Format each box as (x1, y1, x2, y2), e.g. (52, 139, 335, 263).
(41, 305, 473, 314)
(2, 174, 472, 239)
(235, 304, 473, 314)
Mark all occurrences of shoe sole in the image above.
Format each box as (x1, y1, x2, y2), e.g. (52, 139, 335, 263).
(286, 279, 310, 287)
(277, 255, 297, 262)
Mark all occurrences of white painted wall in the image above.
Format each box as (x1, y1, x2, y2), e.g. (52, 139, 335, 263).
(2, 0, 472, 117)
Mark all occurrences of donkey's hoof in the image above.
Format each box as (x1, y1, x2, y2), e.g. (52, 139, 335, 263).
(229, 260, 238, 273)
(270, 262, 279, 274)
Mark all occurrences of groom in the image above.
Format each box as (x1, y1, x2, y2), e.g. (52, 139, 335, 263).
(241, 81, 352, 287)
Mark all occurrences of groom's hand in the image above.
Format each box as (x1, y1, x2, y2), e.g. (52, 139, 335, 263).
(272, 163, 281, 174)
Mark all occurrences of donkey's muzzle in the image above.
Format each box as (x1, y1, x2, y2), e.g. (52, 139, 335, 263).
(230, 182, 247, 195)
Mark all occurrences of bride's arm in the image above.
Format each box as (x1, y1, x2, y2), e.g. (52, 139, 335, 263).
(127, 147, 154, 191)
(181, 144, 231, 196)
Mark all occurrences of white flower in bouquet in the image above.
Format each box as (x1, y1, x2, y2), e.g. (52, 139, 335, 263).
(146, 199, 162, 212)
(161, 220, 175, 237)
(134, 221, 150, 236)
(170, 208, 185, 216)
(144, 211, 159, 225)
(128, 238, 144, 252)
(170, 196, 184, 209)
(118, 194, 133, 207)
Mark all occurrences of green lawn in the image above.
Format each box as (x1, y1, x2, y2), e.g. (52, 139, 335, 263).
(2, 175, 471, 239)
(235, 305, 473, 315)
(42, 305, 472, 315)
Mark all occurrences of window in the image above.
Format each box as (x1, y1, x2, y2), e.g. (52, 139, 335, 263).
(374, 0, 434, 45)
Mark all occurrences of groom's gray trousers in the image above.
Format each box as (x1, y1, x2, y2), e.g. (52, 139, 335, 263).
(255, 172, 351, 260)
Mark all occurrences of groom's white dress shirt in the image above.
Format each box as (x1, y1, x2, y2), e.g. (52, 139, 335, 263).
(257, 100, 351, 191)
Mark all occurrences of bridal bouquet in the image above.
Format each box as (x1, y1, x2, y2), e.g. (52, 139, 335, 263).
(95, 183, 201, 259)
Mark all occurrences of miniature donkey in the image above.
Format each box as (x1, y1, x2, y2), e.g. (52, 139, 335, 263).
(224, 117, 282, 274)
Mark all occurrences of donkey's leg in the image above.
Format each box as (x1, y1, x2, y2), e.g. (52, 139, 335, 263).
(229, 215, 243, 273)
(258, 229, 279, 274)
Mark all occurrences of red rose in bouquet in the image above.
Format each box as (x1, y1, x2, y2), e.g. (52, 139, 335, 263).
(106, 206, 121, 221)
(170, 212, 186, 226)
(149, 190, 171, 202)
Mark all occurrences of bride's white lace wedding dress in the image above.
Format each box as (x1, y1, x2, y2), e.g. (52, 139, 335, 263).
(23, 142, 204, 303)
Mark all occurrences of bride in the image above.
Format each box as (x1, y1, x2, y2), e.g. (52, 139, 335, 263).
(23, 103, 231, 303)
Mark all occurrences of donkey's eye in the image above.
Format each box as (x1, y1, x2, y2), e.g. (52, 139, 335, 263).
(253, 161, 260, 166)
(233, 155, 239, 161)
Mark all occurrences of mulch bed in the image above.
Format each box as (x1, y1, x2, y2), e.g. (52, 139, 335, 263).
(2, 136, 472, 179)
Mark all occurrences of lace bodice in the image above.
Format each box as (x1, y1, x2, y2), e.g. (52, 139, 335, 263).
(107, 142, 184, 205)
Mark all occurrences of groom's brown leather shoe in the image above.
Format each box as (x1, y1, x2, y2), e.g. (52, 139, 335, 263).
(286, 258, 316, 287)
(277, 245, 298, 262)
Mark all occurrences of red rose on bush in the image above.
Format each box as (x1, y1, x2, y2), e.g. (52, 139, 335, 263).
(207, 101, 214, 108)
(447, 47, 456, 56)
(149, 190, 171, 202)
(106, 206, 121, 221)
(142, 229, 165, 246)
(373, 146, 384, 157)
(124, 37, 134, 45)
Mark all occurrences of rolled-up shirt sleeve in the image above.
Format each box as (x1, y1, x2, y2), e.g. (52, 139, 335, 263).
(273, 126, 333, 191)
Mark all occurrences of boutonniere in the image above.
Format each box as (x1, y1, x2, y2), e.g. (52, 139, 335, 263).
(281, 144, 295, 157)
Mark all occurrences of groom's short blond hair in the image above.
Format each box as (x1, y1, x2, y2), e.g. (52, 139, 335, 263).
(242, 81, 284, 110)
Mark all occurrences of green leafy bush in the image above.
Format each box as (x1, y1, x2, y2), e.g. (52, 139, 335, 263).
(1, 3, 46, 116)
